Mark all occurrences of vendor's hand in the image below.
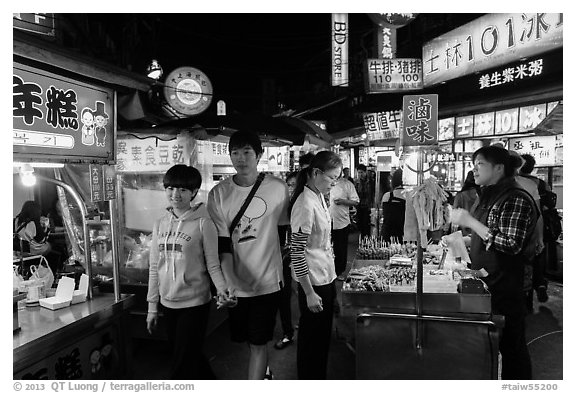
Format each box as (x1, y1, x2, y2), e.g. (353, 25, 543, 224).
(305, 291, 323, 313)
(40, 216, 49, 229)
(146, 312, 158, 335)
(450, 208, 472, 228)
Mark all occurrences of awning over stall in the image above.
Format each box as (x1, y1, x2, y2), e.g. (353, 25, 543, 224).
(535, 102, 563, 135)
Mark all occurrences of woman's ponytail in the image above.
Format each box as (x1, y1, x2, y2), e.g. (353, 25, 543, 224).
(288, 166, 312, 217)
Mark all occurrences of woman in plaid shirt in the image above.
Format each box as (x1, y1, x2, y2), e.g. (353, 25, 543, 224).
(451, 145, 538, 380)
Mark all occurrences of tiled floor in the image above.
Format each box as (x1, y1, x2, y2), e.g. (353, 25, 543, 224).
(131, 232, 563, 380)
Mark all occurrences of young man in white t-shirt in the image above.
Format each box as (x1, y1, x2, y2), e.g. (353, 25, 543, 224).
(207, 130, 290, 380)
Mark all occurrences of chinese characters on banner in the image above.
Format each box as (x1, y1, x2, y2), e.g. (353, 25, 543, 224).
(211, 141, 232, 165)
(116, 138, 187, 172)
(377, 26, 396, 59)
(510, 135, 556, 166)
(473, 112, 495, 136)
(266, 147, 290, 172)
(444, 100, 558, 139)
(438, 118, 455, 141)
(363, 110, 402, 141)
(366, 58, 423, 92)
(519, 103, 547, 132)
(13, 63, 115, 161)
(402, 94, 438, 146)
(479, 58, 544, 89)
(423, 13, 563, 86)
(210, 141, 289, 172)
(89, 164, 118, 202)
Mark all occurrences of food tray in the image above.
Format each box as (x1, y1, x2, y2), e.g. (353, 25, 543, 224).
(342, 259, 492, 319)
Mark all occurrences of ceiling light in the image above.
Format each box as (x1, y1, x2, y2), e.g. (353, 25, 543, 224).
(13, 162, 64, 168)
(146, 59, 163, 80)
(19, 163, 36, 187)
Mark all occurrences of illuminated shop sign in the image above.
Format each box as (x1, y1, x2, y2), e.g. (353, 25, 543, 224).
(366, 58, 423, 92)
(116, 138, 187, 172)
(13, 13, 55, 36)
(510, 135, 556, 166)
(473, 112, 495, 137)
(438, 118, 455, 141)
(210, 142, 289, 172)
(444, 100, 559, 141)
(455, 115, 474, 138)
(377, 26, 396, 59)
(402, 94, 438, 146)
(519, 103, 547, 132)
(331, 13, 349, 87)
(363, 110, 402, 141)
(13, 62, 115, 162)
(495, 108, 520, 135)
(89, 164, 117, 202)
(479, 58, 543, 89)
(423, 13, 563, 86)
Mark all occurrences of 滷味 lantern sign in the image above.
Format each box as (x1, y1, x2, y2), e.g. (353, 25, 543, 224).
(13, 62, 115, 162)
(402, 94, 438, 147)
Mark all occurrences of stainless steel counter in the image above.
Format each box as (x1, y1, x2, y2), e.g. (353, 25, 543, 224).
(14, 293, 135, 379)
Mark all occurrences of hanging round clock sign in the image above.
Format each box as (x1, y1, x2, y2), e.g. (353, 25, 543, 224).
(163, 66, 213, 116)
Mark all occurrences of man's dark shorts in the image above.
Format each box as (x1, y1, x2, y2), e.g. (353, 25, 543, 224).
(228, 291, 281, 345)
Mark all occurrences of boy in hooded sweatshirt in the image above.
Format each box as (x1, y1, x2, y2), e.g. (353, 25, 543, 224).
(146, 165, 231, 379)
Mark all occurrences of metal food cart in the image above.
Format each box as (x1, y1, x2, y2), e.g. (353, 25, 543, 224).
(342, 260, 502, 379)
(343, 105, 503, 379)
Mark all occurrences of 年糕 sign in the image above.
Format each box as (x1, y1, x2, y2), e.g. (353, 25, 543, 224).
(13, 62, 115, 162)
(402, 94, 438, 146)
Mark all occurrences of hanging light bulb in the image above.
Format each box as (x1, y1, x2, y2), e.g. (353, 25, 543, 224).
(146, 59, 163, 80)
(19, 163, 36, 187)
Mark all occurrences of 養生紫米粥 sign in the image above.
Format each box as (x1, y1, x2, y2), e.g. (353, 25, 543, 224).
(13, 62, 115, 162)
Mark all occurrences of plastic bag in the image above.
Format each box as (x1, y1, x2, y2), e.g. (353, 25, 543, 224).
(441, 230, 471, 267)
(29, 256, 55, 291)
(13, 265, 23, 292)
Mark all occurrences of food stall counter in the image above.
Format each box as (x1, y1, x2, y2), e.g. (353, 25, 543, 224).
(14, 293, 135, 380)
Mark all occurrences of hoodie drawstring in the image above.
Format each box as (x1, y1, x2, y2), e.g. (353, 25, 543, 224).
(172, 220, 183, 281)
(163, 209, 192, 282)
(163, 214, 173, 278)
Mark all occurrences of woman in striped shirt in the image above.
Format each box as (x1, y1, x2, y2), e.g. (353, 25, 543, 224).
(288, 151, 342, 379)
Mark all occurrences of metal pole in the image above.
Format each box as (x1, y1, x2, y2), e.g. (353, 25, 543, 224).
(35, 174, 94, 299)
(415, 148, 424, 349)
(109, 198, 121, 302)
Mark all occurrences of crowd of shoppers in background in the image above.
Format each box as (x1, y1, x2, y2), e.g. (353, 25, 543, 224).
(140, 129, 558, 381)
